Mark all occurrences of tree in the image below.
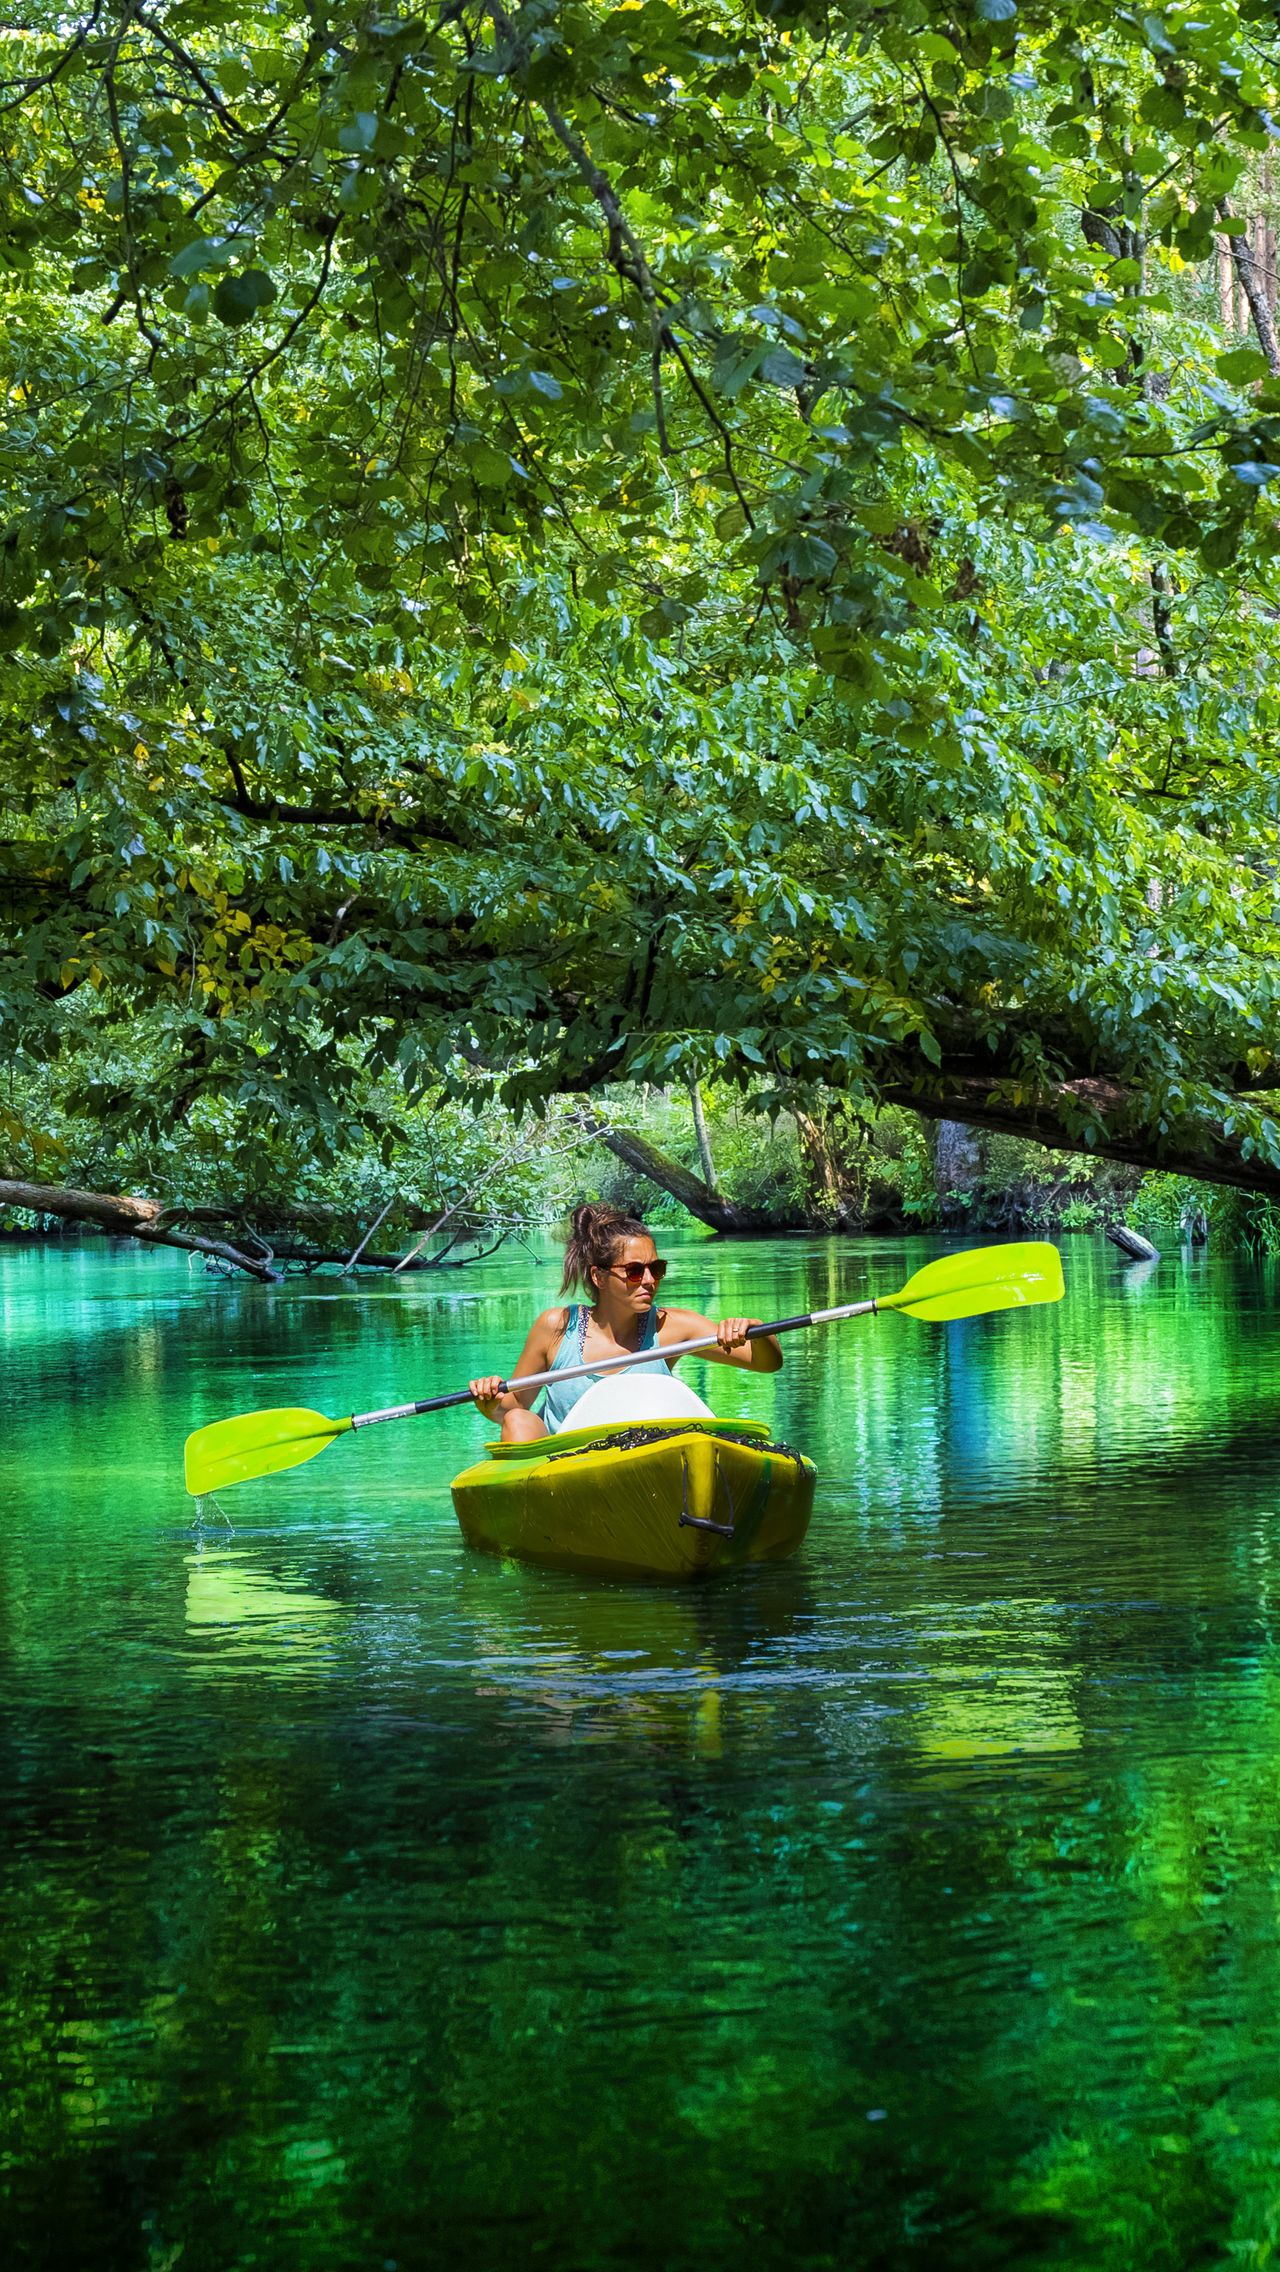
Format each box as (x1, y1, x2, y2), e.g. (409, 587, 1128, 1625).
(5, 1, 1280, 1197)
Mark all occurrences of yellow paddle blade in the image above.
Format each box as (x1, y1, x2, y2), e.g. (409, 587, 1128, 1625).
(881, 1241, 1065, 1324)
(184, 1407, 353, 1497)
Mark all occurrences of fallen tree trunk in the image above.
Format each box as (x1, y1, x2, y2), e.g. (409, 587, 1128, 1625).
(152, 1198, 442, 1230)
(254, 1233, 509, 1270)
(0, 1180, 281, 1282)
(1107, 1224, 1160, 1262)
(0, 1182, 524, 1278)
(582, 1117, 794, 1230)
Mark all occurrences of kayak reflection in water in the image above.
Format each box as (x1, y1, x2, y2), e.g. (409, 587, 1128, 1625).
(468, 1203, 783, 1445)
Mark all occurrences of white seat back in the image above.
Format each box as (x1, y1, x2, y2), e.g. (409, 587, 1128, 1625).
(561, 1371, 713, 1432)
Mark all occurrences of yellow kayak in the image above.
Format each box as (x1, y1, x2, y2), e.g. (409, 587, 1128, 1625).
(451, 1418, 816, 1583)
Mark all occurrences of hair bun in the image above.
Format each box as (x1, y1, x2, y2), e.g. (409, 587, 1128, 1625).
(561, 1201, 650, 1296)
(573, 1201, 620, 1233)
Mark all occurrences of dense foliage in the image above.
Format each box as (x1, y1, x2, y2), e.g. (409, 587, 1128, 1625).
(5, 0, 1280, 1192)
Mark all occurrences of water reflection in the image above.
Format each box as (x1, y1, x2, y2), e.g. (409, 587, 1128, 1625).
(455, 1562, 822, 1751)
(910, 1600, 1082, 1762)
(1120, 1256, 1162, 1297)
(184, 1547, 341, 1680)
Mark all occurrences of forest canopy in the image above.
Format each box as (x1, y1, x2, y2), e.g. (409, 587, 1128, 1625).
(5, 0, 1280, 1208)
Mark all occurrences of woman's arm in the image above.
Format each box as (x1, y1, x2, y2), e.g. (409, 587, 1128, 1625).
(469, 1309, 566, 1417)
(657, 1307, 783, 1374)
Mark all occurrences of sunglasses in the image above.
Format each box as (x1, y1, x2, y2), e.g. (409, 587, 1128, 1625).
(610, 1259, 668, 1286)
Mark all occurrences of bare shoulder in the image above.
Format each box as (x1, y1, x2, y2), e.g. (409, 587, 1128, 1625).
(656, 1306, 713, 1340)
(510, 1308, 571, 1370)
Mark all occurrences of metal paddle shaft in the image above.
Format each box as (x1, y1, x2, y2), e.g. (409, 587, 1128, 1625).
(349, 1240, 1065, 1428)
(349, 1298, 878, 1428)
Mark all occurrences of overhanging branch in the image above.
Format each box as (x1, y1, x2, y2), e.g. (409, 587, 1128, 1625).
(882, 1072, 1280, 1197)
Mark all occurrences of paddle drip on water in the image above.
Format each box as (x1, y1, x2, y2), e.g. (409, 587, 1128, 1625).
(189, 1492, 233, 1533)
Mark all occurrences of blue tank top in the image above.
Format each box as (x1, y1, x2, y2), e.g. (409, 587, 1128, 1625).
(539, 1304, 669, 1433)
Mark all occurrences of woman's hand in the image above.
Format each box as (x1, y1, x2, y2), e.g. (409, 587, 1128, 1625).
(713, 1316, 782, 1370)
(469, 1375, 514, 1418)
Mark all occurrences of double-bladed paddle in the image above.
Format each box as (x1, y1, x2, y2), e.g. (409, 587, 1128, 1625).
(183, 1240, 1064, 1497)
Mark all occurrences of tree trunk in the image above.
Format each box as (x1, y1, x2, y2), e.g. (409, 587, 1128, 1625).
(1264, 150, 1277, 320)
(688, 1081, 720, 1194)
(931, 1120, 982, 1217)
(1219, 197, 1280, 371)
(1218, 232, 1237, 332)
(792, 1108, 866, 1228)
(1107, 1224, 1159, 1262)
(254, 1234, 510, 1270)
(0, 1180, 280, 1280)
(582, 1118, 788, 1230)
(0, 1183, 521, 1276)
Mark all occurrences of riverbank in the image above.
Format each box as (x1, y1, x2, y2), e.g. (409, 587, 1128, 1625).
(6, 1088, 1278, 1267)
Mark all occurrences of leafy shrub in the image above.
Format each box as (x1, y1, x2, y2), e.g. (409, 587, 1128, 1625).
(1059, 1195, 1103, 1230)
(1134, 1174, 1280, 1250)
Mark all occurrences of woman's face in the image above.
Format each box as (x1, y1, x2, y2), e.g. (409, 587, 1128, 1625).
(593, 1234, 661, 1313)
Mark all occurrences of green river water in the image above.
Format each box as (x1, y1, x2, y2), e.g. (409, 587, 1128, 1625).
(4, 1231, 1280, 2270)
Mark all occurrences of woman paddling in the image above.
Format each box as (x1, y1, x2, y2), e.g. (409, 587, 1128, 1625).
(469, 1203, 783, 1443)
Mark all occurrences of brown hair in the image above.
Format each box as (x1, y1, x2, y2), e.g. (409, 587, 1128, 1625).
(561, 1202, 653, 1295)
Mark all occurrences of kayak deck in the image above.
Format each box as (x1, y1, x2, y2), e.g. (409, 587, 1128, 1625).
(450, 1418, 816, 1582)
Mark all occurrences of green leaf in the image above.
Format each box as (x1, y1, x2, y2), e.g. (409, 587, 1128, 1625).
(1200, 520, 1243, 568)
(338, 113, 379, 153)
(759, 347, 806, 388)
(712, 338, 765, 398)
(211, 269, 277, 327)
(1216, 347, 1272, 386)
(1092, 335, 1132, 370)
(468, 443, 513, 487)
(170, 235, 235, 280)
(781, 532, 838, 581)
(638, 597, 690, 639)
